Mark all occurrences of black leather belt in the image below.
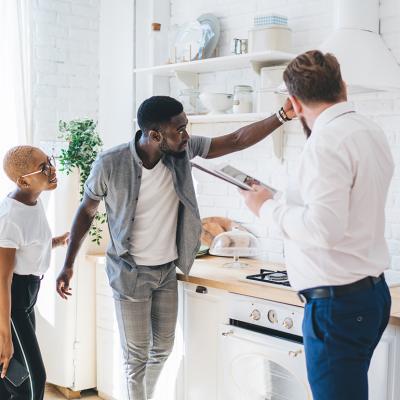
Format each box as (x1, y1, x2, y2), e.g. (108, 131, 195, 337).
(298, 274, 384, 303)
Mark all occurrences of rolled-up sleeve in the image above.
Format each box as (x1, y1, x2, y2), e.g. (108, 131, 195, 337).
(188, 135, 212, 159)
(84, 155, 108, 201)
(0, 221, 22, 249)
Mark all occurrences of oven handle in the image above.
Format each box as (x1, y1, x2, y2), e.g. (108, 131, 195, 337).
(288, 349, 303, 358)
(221, 328, 304, 358)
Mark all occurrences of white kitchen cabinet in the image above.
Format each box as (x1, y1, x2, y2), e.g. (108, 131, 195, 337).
(95, 258, 127, 400)
(369, 324, 400, 400)
(182, 282, 228, 400)
(95, 259, 184, 400)
(36, 170, 96, 394)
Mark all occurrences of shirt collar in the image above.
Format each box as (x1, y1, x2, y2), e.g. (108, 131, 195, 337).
(312, 101, 356, 134)
(129, 130, 145, 166)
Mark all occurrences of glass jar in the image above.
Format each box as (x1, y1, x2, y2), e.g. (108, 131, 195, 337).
(233, 85, 253, 114)
(179, 88, 201, 115)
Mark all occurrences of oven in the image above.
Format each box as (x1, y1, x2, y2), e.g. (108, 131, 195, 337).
(217, 293, 312, 400)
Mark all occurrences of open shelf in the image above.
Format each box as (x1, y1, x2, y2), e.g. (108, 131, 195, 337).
(134, 50, 295, 76)
(187, 112, 270, 123)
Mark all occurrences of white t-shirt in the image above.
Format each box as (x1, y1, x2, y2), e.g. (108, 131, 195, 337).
(129, 160, 179, 266)
(0, 197, 52, 276)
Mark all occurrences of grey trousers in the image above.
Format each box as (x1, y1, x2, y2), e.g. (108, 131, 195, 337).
(114, 262, 178, 400)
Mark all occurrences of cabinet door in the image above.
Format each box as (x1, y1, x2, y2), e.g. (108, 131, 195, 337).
(96, 327, 127, 400)
(96, 263, 184, 400)
(183, 283, 227, 400)
(368, 325, 399, 400)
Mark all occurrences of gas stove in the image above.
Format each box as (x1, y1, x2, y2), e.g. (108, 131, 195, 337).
(243, 268, 400, 290)
(242, 268, 294, 290)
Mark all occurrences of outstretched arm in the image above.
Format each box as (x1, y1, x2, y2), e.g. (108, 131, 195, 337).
(206, 99, 293, 159)
(56, 194, 100, 299)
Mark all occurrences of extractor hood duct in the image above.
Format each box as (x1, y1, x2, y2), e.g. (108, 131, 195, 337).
(319, 0, 400, 93)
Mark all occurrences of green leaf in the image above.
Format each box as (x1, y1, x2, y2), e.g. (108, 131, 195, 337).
(58, 118, 107, 246)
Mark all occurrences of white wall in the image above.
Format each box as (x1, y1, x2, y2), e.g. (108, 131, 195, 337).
(31, 0, 100, 144)
(31, 0, 101, 389)
(99, 0, 135, 149)
(168, 0, 400, 269)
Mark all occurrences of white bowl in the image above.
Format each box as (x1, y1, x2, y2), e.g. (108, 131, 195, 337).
(199, 92, 233, 114)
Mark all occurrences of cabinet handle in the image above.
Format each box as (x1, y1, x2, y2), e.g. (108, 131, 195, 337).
(195, 285, 208, 294)
(222, 330, 234, 337)
(288, 349, 302, 358)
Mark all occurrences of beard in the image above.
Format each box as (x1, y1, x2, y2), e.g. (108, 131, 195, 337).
(300, 116, 312, 138)
(160, 138, 187, 158)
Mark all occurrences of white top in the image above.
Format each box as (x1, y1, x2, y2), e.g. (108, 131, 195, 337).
(130, 160, 179, 266)
(0, 197, 52, 276)
(260, 102, 394, 291)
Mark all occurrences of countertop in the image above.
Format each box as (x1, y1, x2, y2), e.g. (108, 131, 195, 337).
(177, 255, 400, 327)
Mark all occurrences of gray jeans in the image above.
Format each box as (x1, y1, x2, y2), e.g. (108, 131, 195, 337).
(114, 262, 178, 400)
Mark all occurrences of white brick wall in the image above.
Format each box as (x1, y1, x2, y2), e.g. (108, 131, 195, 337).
(31, 0, 400, 269)
(171, 0, 400, 269)
(31, 0, 100, 143)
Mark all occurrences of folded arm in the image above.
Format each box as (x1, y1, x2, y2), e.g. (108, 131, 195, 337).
(261, 141, 353, 248)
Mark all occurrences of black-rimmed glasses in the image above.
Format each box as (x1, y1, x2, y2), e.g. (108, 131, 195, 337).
(20, 155, 56, 179)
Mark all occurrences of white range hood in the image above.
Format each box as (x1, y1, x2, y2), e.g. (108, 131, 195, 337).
(319, 0, 400, 93)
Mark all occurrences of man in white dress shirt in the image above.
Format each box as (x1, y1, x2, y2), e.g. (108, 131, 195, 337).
(241, 50, 394, 400)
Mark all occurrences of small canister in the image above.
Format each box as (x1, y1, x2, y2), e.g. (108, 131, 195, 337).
(233, 85, 253, 114)
(248, 25, 291, 53)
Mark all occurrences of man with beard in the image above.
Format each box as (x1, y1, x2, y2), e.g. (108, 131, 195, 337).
(55, 95, 294, 400)
(240, 50, 394, 400)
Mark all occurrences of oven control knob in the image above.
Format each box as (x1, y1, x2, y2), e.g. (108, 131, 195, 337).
(267, 310, 278, 324)
(282, 317, 294, 329)
(250, 309, 261, 321)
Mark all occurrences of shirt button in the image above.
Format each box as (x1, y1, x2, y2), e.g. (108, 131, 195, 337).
(138, 175, 141, 178)
(135, 197, 138, 201)
(127, 237, 130, 241)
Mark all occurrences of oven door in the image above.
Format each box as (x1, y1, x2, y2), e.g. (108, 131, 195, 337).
(217, 324, 312, 400)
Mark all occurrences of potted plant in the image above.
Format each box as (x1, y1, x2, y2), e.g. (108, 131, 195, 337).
(58, 119, 106, 245)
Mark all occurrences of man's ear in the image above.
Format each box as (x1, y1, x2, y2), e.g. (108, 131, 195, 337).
(149, 129, 162, 143)
(341, 80, 348, 100)
(289, 95, 302, 116)
(16, 176, 29, 188)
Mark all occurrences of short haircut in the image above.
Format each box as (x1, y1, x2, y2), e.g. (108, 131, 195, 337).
(137, 96, 184, 133)
(283, 50, 343, 104)
(3, 145, 36, 182)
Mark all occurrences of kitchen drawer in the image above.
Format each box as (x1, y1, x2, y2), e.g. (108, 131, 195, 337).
(96, 327, 127, 400)
(96, 293, 119, 332)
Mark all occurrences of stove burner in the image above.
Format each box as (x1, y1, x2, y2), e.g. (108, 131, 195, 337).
(246, 269, 291, 287)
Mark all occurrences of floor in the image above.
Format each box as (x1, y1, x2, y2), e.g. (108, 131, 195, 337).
(44, 384, 102, 399)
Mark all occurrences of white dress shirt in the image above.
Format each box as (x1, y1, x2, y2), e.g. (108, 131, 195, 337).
(260, 102, 394, 291)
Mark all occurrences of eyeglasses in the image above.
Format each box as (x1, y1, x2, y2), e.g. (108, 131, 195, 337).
(20, 155, 56, 179)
